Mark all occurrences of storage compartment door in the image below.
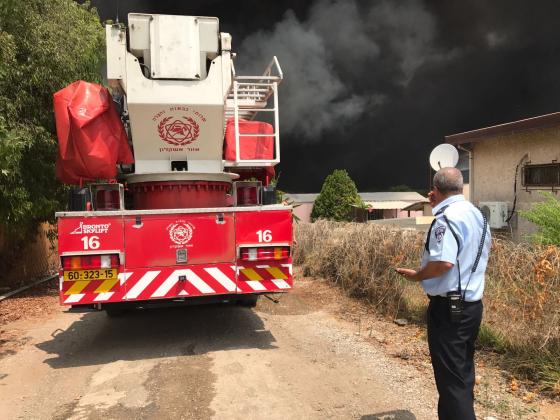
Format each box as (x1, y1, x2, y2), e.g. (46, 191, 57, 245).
(124, 213, 235, 269)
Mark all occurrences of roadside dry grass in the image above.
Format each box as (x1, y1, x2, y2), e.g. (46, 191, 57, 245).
(294, 220, 560, 397)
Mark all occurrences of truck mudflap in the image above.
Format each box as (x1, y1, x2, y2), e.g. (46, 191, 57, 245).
(60, 262, 293, 305)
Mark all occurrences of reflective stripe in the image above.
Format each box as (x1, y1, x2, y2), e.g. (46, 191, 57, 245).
(204, 267, 236, 292)
(95, 278, 119, 293)
(119, 272, 133, 285)
(124, 271, 160, 299)
(266, 267, 287, 280)
(151, 270, 183, 297)
(245, 281, 266, 291)
(186, 270, 215, 294)
(271, 279, 291, 289)
(65, 281, 89, 296)
(240, 268, 263, 281)
(64, 293, 85, 304)
(94, 292, 114, 301)
(281, 264, 293, 275)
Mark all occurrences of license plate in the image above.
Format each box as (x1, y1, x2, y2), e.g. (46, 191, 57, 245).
(63, 269, 118, 281)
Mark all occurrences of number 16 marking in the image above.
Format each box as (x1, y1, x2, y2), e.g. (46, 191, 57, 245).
(81, 236, 100, 250)
(257, 230, 272, 243)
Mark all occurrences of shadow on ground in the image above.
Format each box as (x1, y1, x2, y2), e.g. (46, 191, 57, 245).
(361, 410, 417, 419)
(36, 304, 276, 369)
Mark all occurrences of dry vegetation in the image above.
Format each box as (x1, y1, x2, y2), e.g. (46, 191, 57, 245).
(294, 220, 560, 396)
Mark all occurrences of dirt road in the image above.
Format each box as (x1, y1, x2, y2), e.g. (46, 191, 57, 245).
(0, 278, 438, 420)
(0, 277, 554, 419)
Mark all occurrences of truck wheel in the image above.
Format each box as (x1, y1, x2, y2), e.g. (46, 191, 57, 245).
(237, 295, 259, 307)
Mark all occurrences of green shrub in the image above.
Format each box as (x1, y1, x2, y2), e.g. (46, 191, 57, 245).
(520, 192, 560, 245)
(0, 0, 104, 246)
(311, 169, 362, 221)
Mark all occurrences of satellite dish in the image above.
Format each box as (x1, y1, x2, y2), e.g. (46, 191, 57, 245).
(429, 144, 459, 171)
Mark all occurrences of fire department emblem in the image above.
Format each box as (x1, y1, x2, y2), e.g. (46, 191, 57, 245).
(434, 225, 446, 243)
(167, 222, 194, 245)
(158, 115, 200, 146)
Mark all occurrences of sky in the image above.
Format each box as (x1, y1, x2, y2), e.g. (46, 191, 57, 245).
(92, 0, 560, 193)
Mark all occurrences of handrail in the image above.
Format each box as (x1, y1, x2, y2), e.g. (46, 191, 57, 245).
(225, 56, 282, 167)
(264, 56, 283, 80)
(230, 56, 283, 83)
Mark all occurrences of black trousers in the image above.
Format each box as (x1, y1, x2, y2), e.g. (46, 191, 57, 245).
(427, 297, 483, 420)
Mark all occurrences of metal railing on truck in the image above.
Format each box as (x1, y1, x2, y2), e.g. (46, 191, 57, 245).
(224, 56, 283, 167)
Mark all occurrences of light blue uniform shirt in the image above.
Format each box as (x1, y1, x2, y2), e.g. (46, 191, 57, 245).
(421, 194, 491, 302)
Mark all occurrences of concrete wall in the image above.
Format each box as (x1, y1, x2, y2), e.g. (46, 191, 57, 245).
(471, 126, 560, 241)
(392, 209, 423, 219)
(383, 209, 398, 219)
(463, 183, 470, 201)
(369, 216, 433, 231)
(293, 202, 314, 223)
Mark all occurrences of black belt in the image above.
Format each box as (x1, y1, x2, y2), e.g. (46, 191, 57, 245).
(428, 295, 481, 306)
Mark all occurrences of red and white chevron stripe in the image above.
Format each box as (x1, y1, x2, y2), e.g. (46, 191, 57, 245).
(61, 262, 292, 305)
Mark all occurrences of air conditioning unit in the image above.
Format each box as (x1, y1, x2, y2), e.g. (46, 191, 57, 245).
(479, 202, 509, 229)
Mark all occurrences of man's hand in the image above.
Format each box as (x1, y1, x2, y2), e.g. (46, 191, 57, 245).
(396, 261, 454, 282)
(395, 268, 420, 281)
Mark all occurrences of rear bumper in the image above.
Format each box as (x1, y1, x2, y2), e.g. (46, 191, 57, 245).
(59, 262, 292, 306)
(69, 292, 277, 312)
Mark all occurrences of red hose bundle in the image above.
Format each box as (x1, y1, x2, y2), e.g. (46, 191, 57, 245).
(53, 81, 134, 185)
(224, 118, 274, 161)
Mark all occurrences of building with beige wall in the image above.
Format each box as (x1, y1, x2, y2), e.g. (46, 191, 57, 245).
(284, 194, 317, 223)
(285, 192, 428, 223)
(446, 112, 560, 241)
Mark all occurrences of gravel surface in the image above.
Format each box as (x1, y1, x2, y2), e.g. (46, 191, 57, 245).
(0, 278, 59, 358)
(0, 278, 59, 326)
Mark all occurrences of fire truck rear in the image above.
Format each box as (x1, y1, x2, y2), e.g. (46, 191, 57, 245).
(54, 14, 292, 316)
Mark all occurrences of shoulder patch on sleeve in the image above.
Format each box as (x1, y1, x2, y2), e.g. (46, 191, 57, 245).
(434, 225, 446, 243)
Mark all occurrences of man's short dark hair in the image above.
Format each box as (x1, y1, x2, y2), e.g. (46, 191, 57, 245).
(433, 167, 463, 195)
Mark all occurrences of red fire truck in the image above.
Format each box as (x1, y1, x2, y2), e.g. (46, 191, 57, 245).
(54, 14, 292, 316)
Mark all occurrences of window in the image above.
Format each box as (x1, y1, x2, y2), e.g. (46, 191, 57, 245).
(522, 163, 560, 187)
(368, 209, 384, 220)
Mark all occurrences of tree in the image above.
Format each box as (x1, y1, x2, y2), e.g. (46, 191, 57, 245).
(519, 192, 560, 245)
(311, 169, 362, 221)
(0, 0, 104, 245)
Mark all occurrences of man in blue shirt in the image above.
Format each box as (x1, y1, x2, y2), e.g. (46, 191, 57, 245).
(397, 167, 491, 420)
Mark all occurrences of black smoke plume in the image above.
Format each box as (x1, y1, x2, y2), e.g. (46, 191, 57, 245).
(92, 0, 560, 192)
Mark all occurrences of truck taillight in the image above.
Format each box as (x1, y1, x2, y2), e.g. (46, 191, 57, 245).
(240, 246, 290, 261)
(62, 254, 119, 269)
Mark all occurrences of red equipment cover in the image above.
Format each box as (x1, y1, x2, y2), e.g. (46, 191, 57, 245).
(53, 81, 134, 185)
(224, 118, 274, 161)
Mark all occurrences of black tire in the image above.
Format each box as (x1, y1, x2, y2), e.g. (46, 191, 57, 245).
(237, 295, 259, 307)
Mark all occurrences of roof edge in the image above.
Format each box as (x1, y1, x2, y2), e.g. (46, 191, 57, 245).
(446, 111, 560, 145)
